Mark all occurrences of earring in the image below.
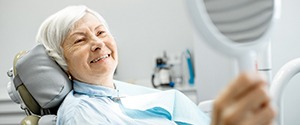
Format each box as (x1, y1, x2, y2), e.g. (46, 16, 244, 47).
(67, 72, 72, 80)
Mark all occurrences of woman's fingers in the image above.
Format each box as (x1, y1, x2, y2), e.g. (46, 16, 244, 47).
(220, 86, 268, 123)
(219, 85, 272, 125)
(226, 72, 266, 100)
(241, 104, 276, 125)
(238, 85, 270, 112)
(211, 72, 274, 125)
(252, 104, 276, 125)
(215, 72, 265, 109)
(212, 72, 266, 124)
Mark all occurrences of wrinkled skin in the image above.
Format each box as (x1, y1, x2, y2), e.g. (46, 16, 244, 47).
(62, 13, 118, 88)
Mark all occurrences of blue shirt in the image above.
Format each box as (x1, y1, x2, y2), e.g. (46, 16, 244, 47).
(56, 80, 210, 125)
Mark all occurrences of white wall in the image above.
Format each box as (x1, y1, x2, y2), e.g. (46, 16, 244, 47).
(193, 32, 237, 102)
(272, 1, 300, 124)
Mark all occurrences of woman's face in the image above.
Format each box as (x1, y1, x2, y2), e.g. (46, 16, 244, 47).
(62, 13, 118, 85)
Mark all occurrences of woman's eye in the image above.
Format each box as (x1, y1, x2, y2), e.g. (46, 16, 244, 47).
(97, 31, 106, 36)
(74, 38, 85, 44)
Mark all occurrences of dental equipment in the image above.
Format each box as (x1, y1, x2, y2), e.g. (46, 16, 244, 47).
(270, 58, 300, 125)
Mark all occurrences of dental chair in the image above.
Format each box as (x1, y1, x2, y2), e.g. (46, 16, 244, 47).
(7, 44, 180, 125)
(7, 44, 72, 125)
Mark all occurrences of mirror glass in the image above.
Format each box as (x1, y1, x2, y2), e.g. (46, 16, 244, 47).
(204, 0, 273, 43)
(187, 0, 275, 72)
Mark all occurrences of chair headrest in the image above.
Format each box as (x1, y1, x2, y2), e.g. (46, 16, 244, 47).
(14, 44, 72, 109)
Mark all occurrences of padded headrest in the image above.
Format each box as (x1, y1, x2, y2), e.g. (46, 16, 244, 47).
(14, 44, 72, 109)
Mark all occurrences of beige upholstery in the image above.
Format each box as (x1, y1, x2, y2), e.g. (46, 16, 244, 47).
(13, 51, 42, 124)
(21, 115, 40, 125)
(17, 85, 41, 115)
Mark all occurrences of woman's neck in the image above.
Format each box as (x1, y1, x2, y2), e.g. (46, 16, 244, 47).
(74, 77, 115, 89)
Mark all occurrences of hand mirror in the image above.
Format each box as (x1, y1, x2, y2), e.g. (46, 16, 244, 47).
(187, 0, 280, 72)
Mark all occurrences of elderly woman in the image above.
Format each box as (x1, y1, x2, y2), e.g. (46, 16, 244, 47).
(36, 5, 275, 125)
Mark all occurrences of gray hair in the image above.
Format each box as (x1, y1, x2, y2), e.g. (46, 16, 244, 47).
(36, 5, 110, 72)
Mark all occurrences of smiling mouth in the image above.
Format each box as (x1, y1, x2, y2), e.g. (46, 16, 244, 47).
(90, 54, 110, 63)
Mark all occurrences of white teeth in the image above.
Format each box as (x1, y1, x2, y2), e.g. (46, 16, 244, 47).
(91, 54, 109, 63)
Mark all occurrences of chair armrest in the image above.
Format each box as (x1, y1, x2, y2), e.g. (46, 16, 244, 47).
(38, 115, 57, 125)
(198, 100, 214, 117)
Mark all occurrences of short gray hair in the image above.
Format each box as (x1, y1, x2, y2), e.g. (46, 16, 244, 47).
(36, 5, 110, 72)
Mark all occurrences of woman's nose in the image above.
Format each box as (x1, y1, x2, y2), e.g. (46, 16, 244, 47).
(91, 37, 105, 51)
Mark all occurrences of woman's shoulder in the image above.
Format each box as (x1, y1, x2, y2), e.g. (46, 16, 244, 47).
(58, 90, 113, 113)
(57, 90, 82, 114)
(56, 90, 110, 124)
(58, 90, 96, 117)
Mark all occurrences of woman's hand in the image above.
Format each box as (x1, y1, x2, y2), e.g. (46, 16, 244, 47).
(212, 72, 276, 125)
